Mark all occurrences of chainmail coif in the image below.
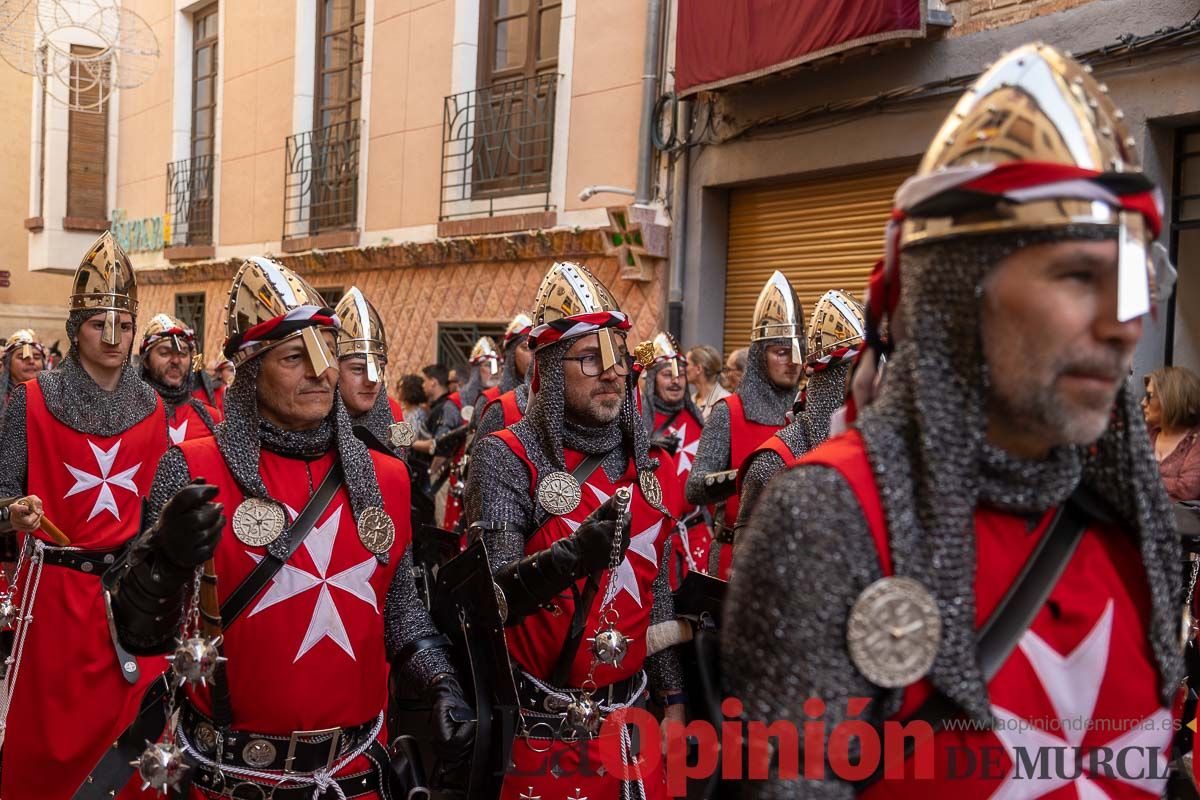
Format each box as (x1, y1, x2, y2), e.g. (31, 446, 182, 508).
(519, 339, 656, 481)
(140, 361, 219, 434)
(736, 360, 849, 526)
(498, 333, 529, 393)
(343, 360, 396, 446)
(458, 363, 490, 409)
(685, 338, 795, 506)
(640, 360, 704, 435)
(42, 309, 159, 436)
(738, 339, 796, 425)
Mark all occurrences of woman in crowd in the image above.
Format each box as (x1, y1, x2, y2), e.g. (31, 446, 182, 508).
(1143, 365, 1200, 502)
(687, 344, 731, 421)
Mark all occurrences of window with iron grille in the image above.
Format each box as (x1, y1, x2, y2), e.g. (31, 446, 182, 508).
(440, 1, 561, 218)
(282, 0, 364, 240)
(174, 292, 206, 357)
(166, 5, 218, 247)
(436, 322, 508, 375)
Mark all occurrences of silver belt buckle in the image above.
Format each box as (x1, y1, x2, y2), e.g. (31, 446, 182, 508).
(284, 726, 341, 774)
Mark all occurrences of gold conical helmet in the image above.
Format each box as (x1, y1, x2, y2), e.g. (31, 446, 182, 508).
(532, 261, 627, 372)
(897, 43, 1160, 321)
(646, 331, 684, 378)
(70, 231, 138, 345)
(469, 335, 501, 376)
(750, 270, 804, 364)
(140, 313, 195, 355)
(807, 290, 866, 365)
(4, 329, 44, 360)
(334, 287, 388, 383)
(504, 312, 534, 348)
(223, 256, 338, 375)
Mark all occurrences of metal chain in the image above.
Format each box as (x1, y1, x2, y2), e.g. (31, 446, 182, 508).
(1186, 555, 1199, 609)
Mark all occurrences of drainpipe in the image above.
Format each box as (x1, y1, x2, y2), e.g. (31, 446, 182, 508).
(668, 98, 690, 342)
(634, 0, 664, 205)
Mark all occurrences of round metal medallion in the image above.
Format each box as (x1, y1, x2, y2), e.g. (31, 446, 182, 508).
(193, 722, 218, 755)
(536, 472, 581, 517)
(241, 738, 277, 769)
(388, 421, 416, 449)
(232, 498, 286, 548)
(638, 471, 663, 511)
(357, 507, 396, 554)
(460, 404, 475, 423)
(846, 576, 941, 689)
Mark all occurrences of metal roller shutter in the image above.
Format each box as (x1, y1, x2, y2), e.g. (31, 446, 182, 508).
(723, 163, 915, 353)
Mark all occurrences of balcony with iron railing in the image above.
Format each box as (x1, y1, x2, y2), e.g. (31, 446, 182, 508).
(440, 73, 559, 223)
(164, 154, 215, 259)
(282, 119, 361, 251)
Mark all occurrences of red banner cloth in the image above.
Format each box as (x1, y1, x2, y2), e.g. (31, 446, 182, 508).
(676, 0, 925, 94)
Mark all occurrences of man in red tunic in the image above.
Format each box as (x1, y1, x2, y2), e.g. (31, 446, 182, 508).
(473, 312, 535, 439)
(105, 257, 473, 799)
(0, 231, 169, 800)
(0, 329, 47, 427)
(438, 336, 501, 531)
(334, 286, 407, 453)
(139, 313, 223, 444)
(465, 261, 687, 800)
(726, 44, 1183, 798)
(735, 289, 866, 529)
(639, 332, 708, 588)
(686, 270, 804, 578)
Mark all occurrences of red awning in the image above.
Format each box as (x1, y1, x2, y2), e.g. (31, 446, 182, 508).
(676, 0, 927, 95)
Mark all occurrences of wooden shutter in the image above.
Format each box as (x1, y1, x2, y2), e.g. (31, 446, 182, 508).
(67, 46, 108, 220)
(723, 163, 915, 353)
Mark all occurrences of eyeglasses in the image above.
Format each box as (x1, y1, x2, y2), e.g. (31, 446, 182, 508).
(562, 351, 632, 377)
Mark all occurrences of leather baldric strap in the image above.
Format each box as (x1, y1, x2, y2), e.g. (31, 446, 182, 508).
(650, 409, 682, 440)
(220, 461, 345, 629)
(852, 489, 1095, 791)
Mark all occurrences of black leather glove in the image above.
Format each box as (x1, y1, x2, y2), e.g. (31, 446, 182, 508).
(157, 481, 224, 570)
(492, 496, 630, 625)
(426, 674, 476, 765)
(650, 434, 680, 457)
(108, 479, 225, 655)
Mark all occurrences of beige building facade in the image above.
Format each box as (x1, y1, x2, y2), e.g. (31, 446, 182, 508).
(58, 0, 669, 375)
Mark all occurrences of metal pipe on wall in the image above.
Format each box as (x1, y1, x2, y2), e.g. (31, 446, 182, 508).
(668, 99, 691, 342)
(635, 0, 665, 205)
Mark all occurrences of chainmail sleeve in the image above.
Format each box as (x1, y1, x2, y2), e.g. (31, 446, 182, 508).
(0, 384, 27, 497)
(645, 526, 685, 697)
(385, 544, 454, 685)
(723, 464, 897, 799)
(463, 433, 534, 572)
(734, 450, 786, 532)
(145, 446, 192, 527)
(473, 400, 506, 442)
(685, 401, 732, 506)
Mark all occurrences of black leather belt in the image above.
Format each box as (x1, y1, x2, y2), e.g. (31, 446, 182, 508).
(190, 748, 387, 799)
(41, 546, 122, 575)
(181, 702, 380, 775)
